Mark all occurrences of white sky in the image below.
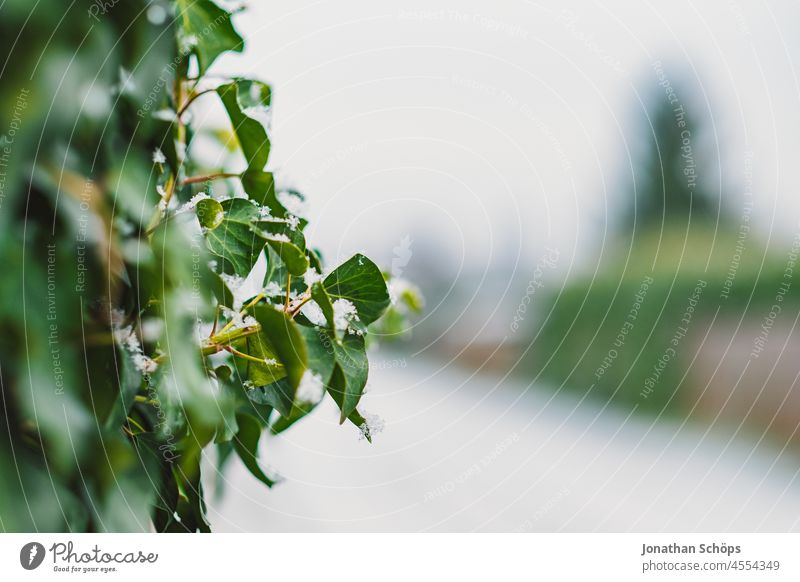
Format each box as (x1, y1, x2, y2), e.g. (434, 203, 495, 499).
(213, 0, 800, 276)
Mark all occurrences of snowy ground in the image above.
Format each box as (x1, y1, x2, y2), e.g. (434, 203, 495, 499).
(208, 356, 800, 532)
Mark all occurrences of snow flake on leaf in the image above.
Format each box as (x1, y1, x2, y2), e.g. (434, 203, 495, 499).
(296, 371, 324, 404)
(114, 325, 158, 375)
(358, 411, 385, 441)
(299, 300, 326, 327)
(332, 298, 359, 332)
(303, 267, 322, 286)
(277, 191, 307, 217)
(263, 281, 282, 297)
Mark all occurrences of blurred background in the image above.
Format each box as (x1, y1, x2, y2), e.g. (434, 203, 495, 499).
(198, 0, 800, 531)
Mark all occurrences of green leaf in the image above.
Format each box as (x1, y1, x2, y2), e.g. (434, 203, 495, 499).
(241, 170, 282, 215)
(326, 362, 371, 438)
(299, 325, 337, 383)
(235, 79, 271, 114)
(270, 400, 319, 435)
(217, 81, 270, 171)
(211, 272, 235, 308)
(176, 0, 244, 74)
(251, 304, 307, 391)
(204, 198, 263, 276)
(310, 282, 335, 332)
(233, 413, 278, 488)
(196, 197, 224, 229)
(269, 327, 337, 434)
(251, 222, 308, 276)
(324, 254, 390, 325)
(328, 333, 369, 423)
(237, 331, 286, 387)
(250, 377, 294, 417)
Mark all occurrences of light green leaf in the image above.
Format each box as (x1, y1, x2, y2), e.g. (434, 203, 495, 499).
(251, 304, 307, 391)
(237, 331, 286, 387)
(196, 197, 224, 229)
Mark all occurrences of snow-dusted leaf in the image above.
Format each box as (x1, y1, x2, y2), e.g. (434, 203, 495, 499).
(235, 331, 285, 387)
(327, 333, 369, 423)
(252, 221, 308, 276)
(310, 282, 335, 333)
(241, 170, 283, 215)
(217, 81, 270, 171)
(324, 254, 390, 325)
(204, 198, 264, 276)
(175, 0, 243, 74)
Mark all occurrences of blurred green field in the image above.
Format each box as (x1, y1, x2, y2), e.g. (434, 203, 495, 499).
(530, 222, 799, 414)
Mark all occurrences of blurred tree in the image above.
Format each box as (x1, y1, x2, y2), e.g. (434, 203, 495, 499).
(529, 69, 789, 415)
(624, 79, 721, 233)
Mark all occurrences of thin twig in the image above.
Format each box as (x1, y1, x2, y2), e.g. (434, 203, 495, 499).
(182, 172, 239, 186)
(222, 344, 269, 364)
(176, 87, 217, 117)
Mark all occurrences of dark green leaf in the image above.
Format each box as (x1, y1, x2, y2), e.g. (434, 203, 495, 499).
(263, 235, 308, 276)
(299, 325, 337, 384)
(176, 0, 244, 74)
(211, 272, 235, 308)
(324, 254, 390, 325)
(311, 282, 335, 332)
(270, 327, 337, 434)
(204, 198, 263, 276)
(241, 170, 282, 215)
(326, 361, 371, 438)
(233, 413, 278, 488)
(217, 81, 270, 171)
(270, 400, 319, 435)
(250, 377, 294, 417)
(328, 333, 368, 423)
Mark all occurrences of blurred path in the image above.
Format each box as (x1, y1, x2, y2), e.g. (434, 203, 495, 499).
(208, 356, 800, 532)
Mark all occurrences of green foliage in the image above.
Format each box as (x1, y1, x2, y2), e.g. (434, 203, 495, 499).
(0, 0, 415, 532)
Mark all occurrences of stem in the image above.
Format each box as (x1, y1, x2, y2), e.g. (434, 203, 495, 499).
(222, 344, 268, 364)
(210, 305, 220, 337)
(133, 395, 160, 406)
(285, 274, 292, 310)
(182, 172, 239, 186)
(125, 416, 147, 434)
(289, 294, 311, 317)
(216, 292, 265, 336)
(176, 87, 217, 117)
(145, 174, 175, 236)
(208, 324, 260, 346)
